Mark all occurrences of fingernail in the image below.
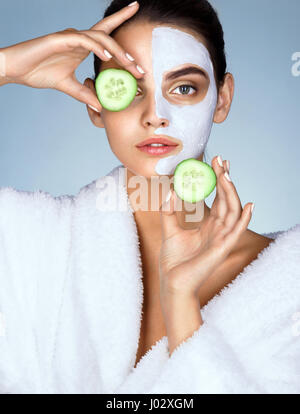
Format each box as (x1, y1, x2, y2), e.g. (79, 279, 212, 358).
(224, 172, 232, 182)
(165, 190, 172, 203)
(136, 65, 145, 74)
(217, 155, 223, 168)
(103, 49, 112, 59)
(88, 104, 100, 113)
(128, 1, 138, 6)
(226, 160, 230, 171)
(126, 52, 135, 62)
(251, 203, 255, 213)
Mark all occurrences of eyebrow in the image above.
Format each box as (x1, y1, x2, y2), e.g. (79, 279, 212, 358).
(138, 66, 207, 82)
(164, 66, 207, 81)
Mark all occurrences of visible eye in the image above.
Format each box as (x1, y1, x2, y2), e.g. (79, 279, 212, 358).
(172, 84, 198, 96)
(135, 84, 198, 97)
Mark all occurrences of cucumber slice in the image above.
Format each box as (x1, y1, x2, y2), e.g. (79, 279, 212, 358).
(174, 158, 216, 203)
(95, 68, 137, 112)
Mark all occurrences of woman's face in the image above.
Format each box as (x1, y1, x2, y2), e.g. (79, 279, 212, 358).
(88, 20, 228, 179)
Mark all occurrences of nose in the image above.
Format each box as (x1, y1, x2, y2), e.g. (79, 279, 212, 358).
(141, 94, 169, 129)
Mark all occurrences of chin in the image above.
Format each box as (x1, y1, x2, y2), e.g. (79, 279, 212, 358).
(123, 161, 166, 180)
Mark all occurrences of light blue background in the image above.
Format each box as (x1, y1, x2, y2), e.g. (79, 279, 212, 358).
(0, 0, 299, 233)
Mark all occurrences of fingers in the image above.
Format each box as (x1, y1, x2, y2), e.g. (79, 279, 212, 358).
(80, 29, 145, 79)
(225, 160, 230, 172)
(210, 155, 228, 220)
(159, 189, 182, 240)
(87, 2, 145, 79)
(210, 155, 249, 236)
(90, 1, 139, 34)
(220, 163, 243, 232)
(54, 75, 102, 110)
(54, 30, 109, 62)
(224, 203, 254, 247)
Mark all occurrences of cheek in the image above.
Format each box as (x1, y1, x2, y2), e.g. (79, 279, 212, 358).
(103, 112, 123, 132)
(104, 113, 135, 147)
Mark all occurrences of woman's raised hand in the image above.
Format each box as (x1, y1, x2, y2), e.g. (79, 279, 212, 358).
(159, 156, 254, 301)
(0, 1, 143, 110)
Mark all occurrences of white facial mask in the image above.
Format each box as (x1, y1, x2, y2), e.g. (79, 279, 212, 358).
(151, 27, 218, 175)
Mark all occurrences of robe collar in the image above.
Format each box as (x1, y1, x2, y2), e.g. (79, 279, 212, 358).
(68, 164, 146, 392)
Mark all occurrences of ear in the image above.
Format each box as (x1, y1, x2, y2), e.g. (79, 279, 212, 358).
(213, 73, 234, 124)
(84, 78, 105, 128)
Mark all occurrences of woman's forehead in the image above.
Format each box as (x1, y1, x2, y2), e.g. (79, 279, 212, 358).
(114, 21, 207, 59)
(109, 22, 210, 76)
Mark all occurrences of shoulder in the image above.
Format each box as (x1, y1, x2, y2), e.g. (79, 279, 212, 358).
(0, 164, 123, 229)
(202, 225, 300, 350)
(238, 223, 300, 257)
(219, 225, 300, 298)
(227, 230, 275, 273)
(0, 185, 74, 213)
(231, 224, 300, 278)
(233, 226, 300, 299)
(239, 229, 274, 254)
(0, 186, 75, 245)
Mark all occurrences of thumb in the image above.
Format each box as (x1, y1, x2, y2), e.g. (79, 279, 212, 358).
(159, 189, 181, 240)
(54, 74, 102, 111)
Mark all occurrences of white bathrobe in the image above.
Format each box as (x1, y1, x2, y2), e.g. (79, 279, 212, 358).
(0, 164, 299, 394)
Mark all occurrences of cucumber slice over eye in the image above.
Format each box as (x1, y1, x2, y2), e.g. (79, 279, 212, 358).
(95, 68, 137, 112)
(174, 158, 216, 203)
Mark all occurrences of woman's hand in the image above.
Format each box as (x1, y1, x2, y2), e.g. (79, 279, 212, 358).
(0, 2, 144, 110)
(159, 155, 254, 302)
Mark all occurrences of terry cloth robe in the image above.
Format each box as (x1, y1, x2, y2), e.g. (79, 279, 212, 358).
(0, 164, 299, 394)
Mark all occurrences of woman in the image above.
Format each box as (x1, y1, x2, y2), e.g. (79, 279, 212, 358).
(0, 0, 299, 394)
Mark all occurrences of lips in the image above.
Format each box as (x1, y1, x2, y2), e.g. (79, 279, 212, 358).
(136, 136, 178, 147)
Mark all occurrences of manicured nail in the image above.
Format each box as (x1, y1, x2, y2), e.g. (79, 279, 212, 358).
(126, 52, 135, 62)
(136, 65, 145, 74)
(217, 155, 223, 168)
(224, 172, 232, 182)
(251, 203, 255, 213)
(128, 1, 138, 6)
(88, 104, 100, 113)
(103, 49, 112, 59)
(165, 190, 172, 203)
(226, 160, 230, 171)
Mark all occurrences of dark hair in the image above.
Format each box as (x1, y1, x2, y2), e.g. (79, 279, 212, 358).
(93, 0, 227, 88)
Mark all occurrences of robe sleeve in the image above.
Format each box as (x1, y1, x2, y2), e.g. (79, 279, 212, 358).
(0, 186, 73, 393)
(116, 225, 300, 394)
(117, 313, 300, 394)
